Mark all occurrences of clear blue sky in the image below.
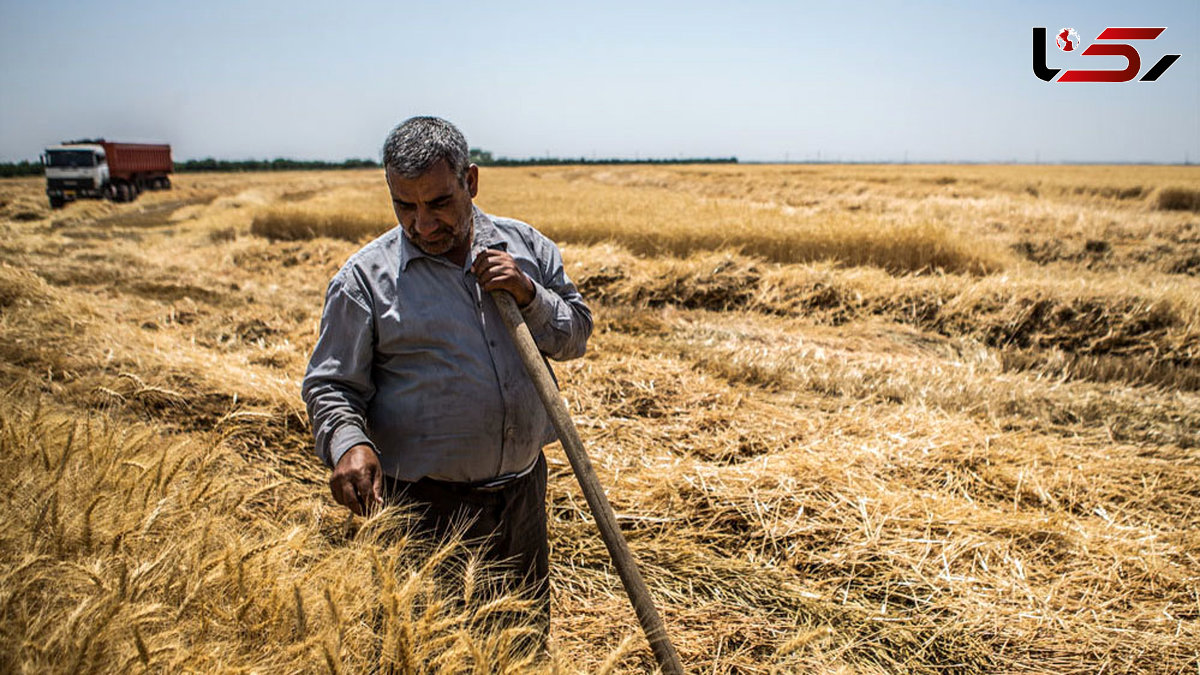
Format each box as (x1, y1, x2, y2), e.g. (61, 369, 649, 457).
(1, 1, 1196, 163)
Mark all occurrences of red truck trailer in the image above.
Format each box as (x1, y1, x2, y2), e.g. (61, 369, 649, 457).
(43, 139, 173, 207)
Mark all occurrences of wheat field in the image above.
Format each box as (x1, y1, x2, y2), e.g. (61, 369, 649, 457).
(1, 163, 1198, 673)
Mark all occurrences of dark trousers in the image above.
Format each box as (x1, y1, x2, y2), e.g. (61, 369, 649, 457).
(382, 453, 550, 646)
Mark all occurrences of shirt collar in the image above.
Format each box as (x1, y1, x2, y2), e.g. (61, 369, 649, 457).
(398, 205, 505, 272)
(468, 205, 506, 260)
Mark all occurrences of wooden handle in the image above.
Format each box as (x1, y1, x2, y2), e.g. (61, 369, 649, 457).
(490, 290, 684, 674)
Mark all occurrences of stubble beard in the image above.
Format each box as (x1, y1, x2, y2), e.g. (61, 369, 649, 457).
(410, 211, 472, 257)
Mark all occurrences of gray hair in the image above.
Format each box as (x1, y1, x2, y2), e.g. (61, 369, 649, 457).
(381, 116, 470, 180)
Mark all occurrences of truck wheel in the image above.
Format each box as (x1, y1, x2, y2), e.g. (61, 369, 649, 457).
(116, 184, 130, 202)
(49, 196, 65, 209)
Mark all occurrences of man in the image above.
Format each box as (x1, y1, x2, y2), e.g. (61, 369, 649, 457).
(301, 116, 592, 639)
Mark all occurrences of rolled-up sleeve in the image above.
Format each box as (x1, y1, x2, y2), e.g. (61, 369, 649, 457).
(301, 270, 378, 468)
(520, 240, 593, 361)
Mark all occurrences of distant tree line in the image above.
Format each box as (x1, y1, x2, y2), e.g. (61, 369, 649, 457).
(2, 151, 737, 177)
(478, 156, 739, 167)
(0, 161, 43, 177)
(173, 158, 381, 172)
(469, 147, 737, 166)
(0, 158, 382, 176)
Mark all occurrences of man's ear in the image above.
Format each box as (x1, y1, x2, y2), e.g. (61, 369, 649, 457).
(465, 164, 479, 198)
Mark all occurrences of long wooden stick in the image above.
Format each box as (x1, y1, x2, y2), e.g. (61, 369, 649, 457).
(490, 290, 685, 674)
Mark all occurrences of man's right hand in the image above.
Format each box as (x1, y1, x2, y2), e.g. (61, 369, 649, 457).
(330, 444, 384, 516)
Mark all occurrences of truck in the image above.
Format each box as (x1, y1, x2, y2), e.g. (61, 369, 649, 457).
(42, 139, 172, 208)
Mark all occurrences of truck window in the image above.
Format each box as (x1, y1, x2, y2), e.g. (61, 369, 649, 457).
(45, 150, 95, 168)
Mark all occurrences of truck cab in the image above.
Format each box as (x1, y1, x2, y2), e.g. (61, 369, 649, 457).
(43, 144, 110, 208)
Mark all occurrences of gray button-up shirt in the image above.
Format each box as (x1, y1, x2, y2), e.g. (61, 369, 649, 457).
(301, 206, 592, 483)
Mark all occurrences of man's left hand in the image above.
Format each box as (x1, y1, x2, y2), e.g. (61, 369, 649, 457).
(472, 249, 536, 307)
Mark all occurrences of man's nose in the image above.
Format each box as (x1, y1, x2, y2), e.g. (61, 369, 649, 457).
(414, 207, 438, 235)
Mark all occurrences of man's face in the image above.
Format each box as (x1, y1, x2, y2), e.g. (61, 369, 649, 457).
(386, 159, 479, 257)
